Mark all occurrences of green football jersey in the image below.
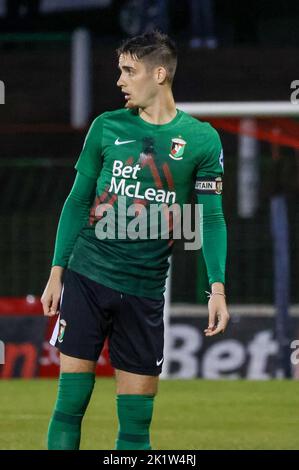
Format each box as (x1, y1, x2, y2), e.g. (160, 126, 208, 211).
(68, 108, 223, 299)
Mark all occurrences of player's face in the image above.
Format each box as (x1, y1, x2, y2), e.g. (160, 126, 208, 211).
(117, 53, 158, 109)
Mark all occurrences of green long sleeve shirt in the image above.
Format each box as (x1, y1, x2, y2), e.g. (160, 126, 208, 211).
(52, 108, 227, 299)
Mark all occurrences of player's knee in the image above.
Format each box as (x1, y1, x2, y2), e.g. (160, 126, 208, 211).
(55, 372, 95, 416)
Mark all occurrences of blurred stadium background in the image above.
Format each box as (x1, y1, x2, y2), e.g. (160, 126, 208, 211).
(1, 0, 299, 450)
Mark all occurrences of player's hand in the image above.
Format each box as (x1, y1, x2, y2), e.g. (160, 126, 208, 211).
(41, 267, 64, 317)
(204, 293, 230, 337)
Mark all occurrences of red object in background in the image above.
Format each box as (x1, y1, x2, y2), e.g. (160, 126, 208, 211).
(0, 296, 42, 315)
(0, 297, 114, 378)
(1, 343, 38, 378)
(210, 117, 299, 150)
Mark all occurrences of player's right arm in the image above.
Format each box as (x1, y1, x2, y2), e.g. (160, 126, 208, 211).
(41, 115, 105, 317)
(41, 172, 97, 316)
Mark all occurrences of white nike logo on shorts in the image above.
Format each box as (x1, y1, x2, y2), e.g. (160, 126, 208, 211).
(115, 138, 136, 145)
(156, 357, 164, 366)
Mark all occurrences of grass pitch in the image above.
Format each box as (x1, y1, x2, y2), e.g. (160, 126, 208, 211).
(0, 378, 299, 450)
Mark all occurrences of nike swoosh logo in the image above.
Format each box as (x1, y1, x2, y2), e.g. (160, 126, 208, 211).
(156, 357, 164, 366)
(115, 138, 136, 145)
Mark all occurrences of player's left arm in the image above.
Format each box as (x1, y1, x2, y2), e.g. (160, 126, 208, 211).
(195, 126, 229, 336)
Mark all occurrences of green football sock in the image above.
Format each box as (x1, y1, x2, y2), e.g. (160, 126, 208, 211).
(115, 394, 154, 450)
(47, 372, 95, 450)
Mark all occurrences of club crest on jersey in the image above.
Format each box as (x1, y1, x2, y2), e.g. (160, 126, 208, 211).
(169, 137, 186, 160)
(58, 319, 66, 343)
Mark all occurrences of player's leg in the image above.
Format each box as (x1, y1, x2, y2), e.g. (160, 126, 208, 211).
(47, 270, 112, 450)
(47, 354, 96, 450)
(110, 293, 165, 450)
(114, 370, 158, 450)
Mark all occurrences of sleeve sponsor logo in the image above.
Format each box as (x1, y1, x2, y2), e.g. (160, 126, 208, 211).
(219, 149, 224, 171)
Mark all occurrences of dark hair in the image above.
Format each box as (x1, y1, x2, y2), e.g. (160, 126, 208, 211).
(117, 31, 177, 84)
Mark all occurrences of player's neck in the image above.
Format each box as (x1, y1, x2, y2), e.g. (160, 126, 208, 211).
(138, 92, 176, 125)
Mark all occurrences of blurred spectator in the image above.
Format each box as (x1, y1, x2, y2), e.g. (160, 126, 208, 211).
(119, 0, 169, 37)
(6, 0, 40, 19)
(188, 0, 218, 49)
(139, 0, 169, 34)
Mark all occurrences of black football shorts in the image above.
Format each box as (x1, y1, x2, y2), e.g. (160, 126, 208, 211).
(50, 269, 165, 376)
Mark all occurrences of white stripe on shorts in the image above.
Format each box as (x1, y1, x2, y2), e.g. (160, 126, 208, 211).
(49, 284, 64, 346)
(49, 314, 60, 346)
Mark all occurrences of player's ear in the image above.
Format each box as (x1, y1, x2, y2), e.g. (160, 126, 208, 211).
(155, 66, 167, 84)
